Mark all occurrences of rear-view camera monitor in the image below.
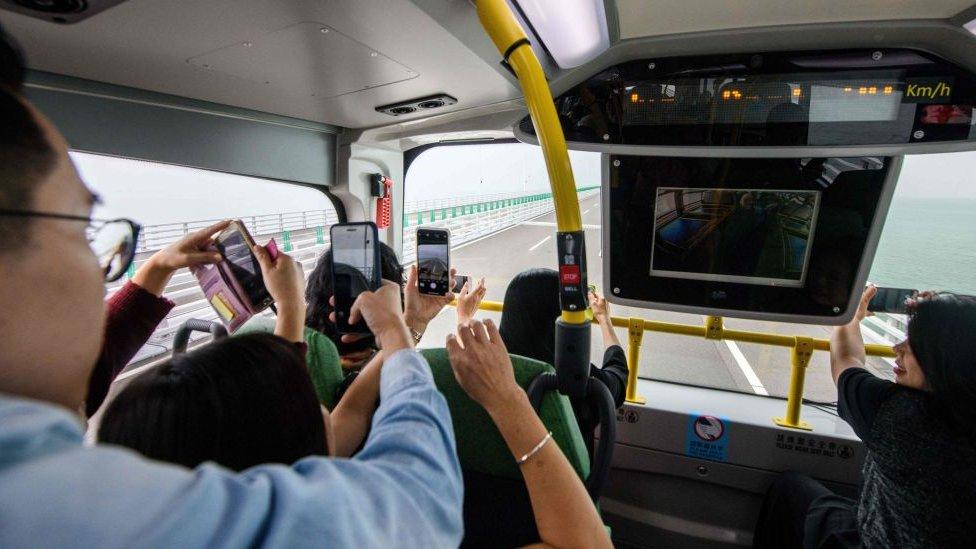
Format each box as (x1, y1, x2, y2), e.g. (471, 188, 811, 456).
(650, 188, 820, 288)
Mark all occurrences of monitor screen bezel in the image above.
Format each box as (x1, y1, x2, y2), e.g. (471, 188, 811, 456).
(601, 154, 901, 325)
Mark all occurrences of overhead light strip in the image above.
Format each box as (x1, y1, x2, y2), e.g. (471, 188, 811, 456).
(513, 0, 610, 68)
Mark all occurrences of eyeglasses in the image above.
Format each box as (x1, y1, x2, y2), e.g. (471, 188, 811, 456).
(0, 210, 141, 282)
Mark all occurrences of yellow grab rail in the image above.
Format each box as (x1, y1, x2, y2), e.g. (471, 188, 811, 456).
(476, 0, 586, 325)
(452, 298, 897, 430)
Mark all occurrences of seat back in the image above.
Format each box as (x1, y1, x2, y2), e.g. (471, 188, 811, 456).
(236, 316, 345, 408)
(420, 348, 589, 480)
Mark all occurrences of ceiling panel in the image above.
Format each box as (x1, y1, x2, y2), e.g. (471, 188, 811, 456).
(616, 0, 975, 40)
(0, 0, 518, 128)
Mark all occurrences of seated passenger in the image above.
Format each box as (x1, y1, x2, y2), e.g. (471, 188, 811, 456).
(754, 286, 976, 549)
(447, 319, 612, 549)
(305, 244, 455, 369)
(0, 26, 461, 545)
(99, 332, 333, 470)
(499, 268, 629, 452)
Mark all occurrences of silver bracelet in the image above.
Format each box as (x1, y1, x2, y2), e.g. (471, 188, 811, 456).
(516, 431, 553, 465)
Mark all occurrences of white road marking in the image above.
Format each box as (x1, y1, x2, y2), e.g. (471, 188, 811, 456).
(583, 208, 591, 215)
(529, 235, 552, 251)
(723, 339, 769, 395)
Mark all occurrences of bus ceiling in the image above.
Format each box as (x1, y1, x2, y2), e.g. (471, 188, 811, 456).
(4, 1, 976, 147)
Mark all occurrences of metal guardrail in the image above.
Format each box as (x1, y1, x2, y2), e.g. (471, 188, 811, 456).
(455, 299, 897, 431)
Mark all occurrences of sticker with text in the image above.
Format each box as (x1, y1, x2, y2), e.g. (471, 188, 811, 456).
(685, 414, 728, 462)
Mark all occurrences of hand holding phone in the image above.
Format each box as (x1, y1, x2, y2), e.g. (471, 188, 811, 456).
(330, 222, 382, 334)
(867, 287, 918, 315)
(214, 221, 274, 311)
(417, 228, 451, 296)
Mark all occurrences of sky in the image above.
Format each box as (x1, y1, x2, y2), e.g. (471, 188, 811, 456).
(73, 144, 976, 228)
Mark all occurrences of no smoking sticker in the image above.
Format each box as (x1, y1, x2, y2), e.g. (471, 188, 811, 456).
(686, 414, 729, 462)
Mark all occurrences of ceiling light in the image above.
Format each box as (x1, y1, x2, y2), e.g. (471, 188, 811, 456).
(513, 0, 609, 68)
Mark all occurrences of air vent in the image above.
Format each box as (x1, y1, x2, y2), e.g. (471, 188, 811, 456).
(1, 0, 129, 23)
(376, 94, 457, 117)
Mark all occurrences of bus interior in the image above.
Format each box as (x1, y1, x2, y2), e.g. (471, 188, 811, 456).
(4, 1, 976, 547)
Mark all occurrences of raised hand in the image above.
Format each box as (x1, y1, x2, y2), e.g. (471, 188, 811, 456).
(456, 277, 486, 325)
(404, 264, 456, 336)
(133, 219, 231, 296)
(348, 281, 412, 353)
(446, 319, 521, 414)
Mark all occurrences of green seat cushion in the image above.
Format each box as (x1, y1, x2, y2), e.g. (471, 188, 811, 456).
(420, 348, 590, 481)
(236, 316, 344, 408)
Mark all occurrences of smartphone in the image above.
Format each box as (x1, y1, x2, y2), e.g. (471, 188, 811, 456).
(868, 287, 917, 314)
(417, 228, 451, 296)
(452, 275, 470, 294)
(214, 221, 274, 311)
(330, 222, 382, 334)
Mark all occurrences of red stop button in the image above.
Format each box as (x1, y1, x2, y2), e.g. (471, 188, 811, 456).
(560, 265, 581, 285)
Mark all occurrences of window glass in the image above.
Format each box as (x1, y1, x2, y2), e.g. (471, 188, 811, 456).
(73, 152, 339, 369)
(406, 145, 975, 407)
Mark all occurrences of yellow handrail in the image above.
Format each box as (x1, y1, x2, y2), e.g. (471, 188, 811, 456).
(476, 0, 586, 325)
(452, 298, 897, 430)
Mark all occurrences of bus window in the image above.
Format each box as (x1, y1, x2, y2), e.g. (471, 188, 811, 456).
(73, 152, 339, 370)
(405, 145, 975, 405)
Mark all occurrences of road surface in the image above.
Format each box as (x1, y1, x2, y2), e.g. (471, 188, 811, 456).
(418, 194, 894, 404)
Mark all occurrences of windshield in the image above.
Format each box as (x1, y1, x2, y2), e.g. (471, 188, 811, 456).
(407, 145, 973, 404)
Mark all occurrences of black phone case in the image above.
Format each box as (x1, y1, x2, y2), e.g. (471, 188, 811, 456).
(418, 228, 450, 296)
(330, 222, 382, 335)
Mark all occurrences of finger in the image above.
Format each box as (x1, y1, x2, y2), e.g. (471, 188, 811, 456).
(459, 280, 471, 297)
(469, 319, 488, 344)
(446, 333, 462, 356)
(448, 268, 457, 288)
(442, 291, 456, 302)
(251, 244, 272, 271)
(406, 264, 419, 289)
(329, 311, 336, 324)
(348, 293, 368, 325)
(341, 334, 367, 343)
(456, 322, 475, 348)
(191, 220, 232, 243)
(182, 251, 223, 265)
(484, 318, 503, 345)
(477, 277, 486, 290)
(329, 295, 335, 307)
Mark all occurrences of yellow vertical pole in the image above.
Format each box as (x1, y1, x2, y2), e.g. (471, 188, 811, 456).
(625, 318, 647, 404)
(774, 336, 814, 430)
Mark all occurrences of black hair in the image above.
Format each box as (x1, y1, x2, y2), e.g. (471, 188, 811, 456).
(0, 24, 57, 251)
(906, 293, 976, 435)
(305, 241, 404, 354)
(99, 333, 327, 471)
(0, 23, 25, 93)
(499, 268, 561, 365)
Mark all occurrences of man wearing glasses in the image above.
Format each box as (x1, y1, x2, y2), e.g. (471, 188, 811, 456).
(0, 24, 462, 547)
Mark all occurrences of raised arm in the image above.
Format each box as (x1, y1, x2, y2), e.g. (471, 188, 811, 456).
(589, 289, 621, 349)
(448, 319, 612, 549)
(86, 220, 230, 416)
(456, 277, 487, 325)
(251, 244, 306, 344)
(830, 286, 875, 386)
(329, 350, 383, 457)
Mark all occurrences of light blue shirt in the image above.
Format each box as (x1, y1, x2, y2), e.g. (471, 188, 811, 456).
(0, 349, 463, 548)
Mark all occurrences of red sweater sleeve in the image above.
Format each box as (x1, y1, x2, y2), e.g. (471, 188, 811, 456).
(85, 281, 175, 417)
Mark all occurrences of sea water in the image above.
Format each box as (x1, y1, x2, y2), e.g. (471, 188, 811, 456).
(869, 197, 976, 295)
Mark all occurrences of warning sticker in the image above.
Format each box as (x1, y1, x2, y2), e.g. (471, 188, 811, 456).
(773, 433, 855, 460)
(686, 415, 729, 462)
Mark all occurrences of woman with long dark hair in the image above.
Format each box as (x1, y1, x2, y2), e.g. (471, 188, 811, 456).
(754, 286, 976, 548)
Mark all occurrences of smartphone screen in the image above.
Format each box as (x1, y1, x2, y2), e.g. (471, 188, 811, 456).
(330, 222, 380, 334)
(417, 228, 450, 296)
(452, 275, 470, 294)
(868, 287, 917, 314)
(215, 224, 273, 310)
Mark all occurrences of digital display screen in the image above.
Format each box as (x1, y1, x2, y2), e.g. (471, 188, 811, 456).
(417, 230, 450, 295)
(650, 188, 820, 287)
(607, 155, 892, 323)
